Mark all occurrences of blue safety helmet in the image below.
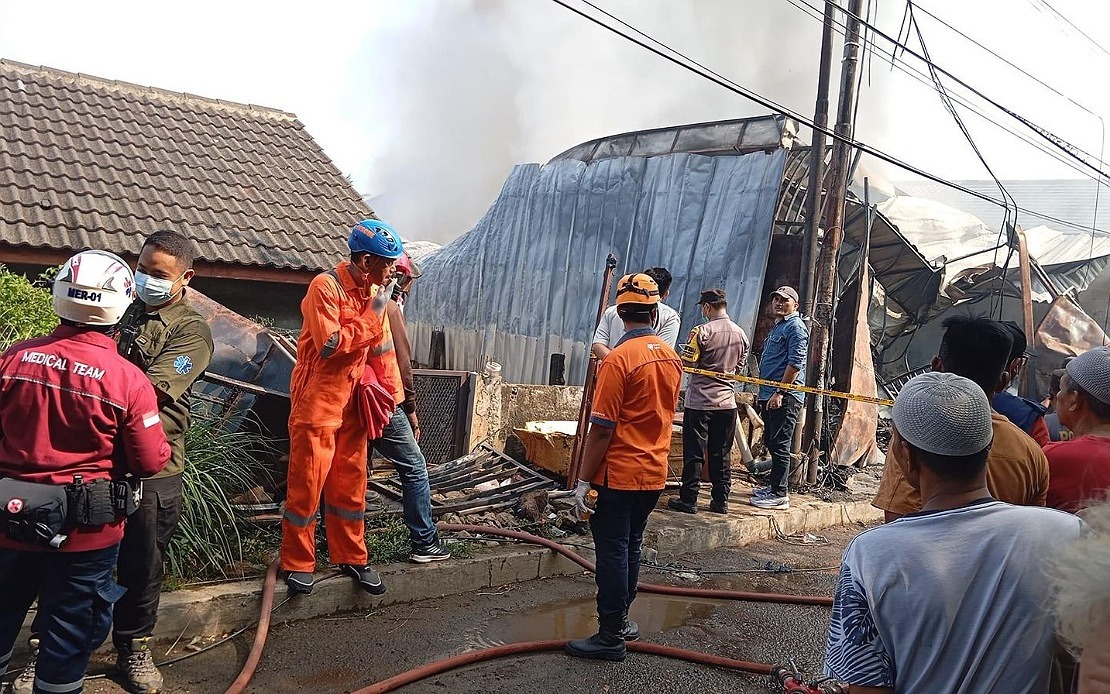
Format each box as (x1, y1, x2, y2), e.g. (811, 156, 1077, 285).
(348, 219, 404, 260)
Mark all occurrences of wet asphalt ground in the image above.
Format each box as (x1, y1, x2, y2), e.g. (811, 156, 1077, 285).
(69, 521, 872, 694)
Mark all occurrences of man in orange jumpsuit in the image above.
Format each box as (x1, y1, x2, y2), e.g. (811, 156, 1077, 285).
(281, 219, 404, 595)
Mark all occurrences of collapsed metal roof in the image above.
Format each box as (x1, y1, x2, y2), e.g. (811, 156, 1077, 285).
(406, 116, 795, 385)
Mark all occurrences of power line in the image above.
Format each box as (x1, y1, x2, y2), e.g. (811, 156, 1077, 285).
(1031, 0, 1110, 62)
(552, 0, 1110, 236)
(817, 0, 1110, 184)
(912, 3, 1099, 119)
(785, 0, 1103, 187)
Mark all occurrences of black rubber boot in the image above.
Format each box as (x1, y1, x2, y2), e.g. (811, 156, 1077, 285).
(667, 498, 697, 514)
(565, 613, 626, 661)
(619, 613, 640, 641)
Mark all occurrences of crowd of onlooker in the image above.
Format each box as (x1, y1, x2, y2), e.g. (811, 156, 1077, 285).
(825, 315, 1110, 693)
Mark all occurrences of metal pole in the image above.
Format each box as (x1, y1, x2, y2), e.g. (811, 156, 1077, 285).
(806, 0, 864, 480)
(793, 0, 838, 485)
(799, 0, 836, 318)
(1016, 228, 1036, 397)
(566, 254, 618, 489)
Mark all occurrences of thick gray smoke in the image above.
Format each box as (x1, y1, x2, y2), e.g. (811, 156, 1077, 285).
(361, 0, 888, 244)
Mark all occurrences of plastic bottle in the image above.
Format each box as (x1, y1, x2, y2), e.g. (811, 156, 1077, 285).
(579, 489, 598, 520)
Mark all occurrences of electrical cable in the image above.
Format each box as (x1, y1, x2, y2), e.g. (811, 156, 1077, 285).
(814, 0, 1110, 182)
(905, 2, 1016, 318)
(552, 0, 1110, 236)
(784, 0, 1109, 188)
(1030, 0, 1110, 62)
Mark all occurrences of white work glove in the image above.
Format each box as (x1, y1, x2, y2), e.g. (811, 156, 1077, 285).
(574, 479, 593, 518)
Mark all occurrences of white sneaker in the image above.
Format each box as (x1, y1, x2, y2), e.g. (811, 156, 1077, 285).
(751, 494, 790, 510)
(750, 486, 774, 499)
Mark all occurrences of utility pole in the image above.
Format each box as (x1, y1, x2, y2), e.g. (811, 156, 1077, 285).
(804, 0, 864, 484)
(794, 0, 837, 485)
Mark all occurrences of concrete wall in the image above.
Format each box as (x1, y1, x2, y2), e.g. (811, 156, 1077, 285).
(465, 378, 584, 456)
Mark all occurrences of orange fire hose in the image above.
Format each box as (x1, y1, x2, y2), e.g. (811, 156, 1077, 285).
(223, 524, 834, 692)
(349, 640, 775, 694)
(437, 523, 834, 607)
(222, 559, 279, 694)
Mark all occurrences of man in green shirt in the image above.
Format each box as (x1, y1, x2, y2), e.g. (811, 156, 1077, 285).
(113, 230, 213, 692)
(12, 230, 213, 694)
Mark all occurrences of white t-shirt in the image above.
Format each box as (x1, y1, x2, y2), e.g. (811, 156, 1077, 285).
(592, 303, 680, 349)
(825, 500, 1085, 693)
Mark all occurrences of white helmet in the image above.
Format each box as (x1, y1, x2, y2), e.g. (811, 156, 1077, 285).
(53, 250, 136, 326)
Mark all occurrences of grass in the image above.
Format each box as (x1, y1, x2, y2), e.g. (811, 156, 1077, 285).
(166, 408, 278, 581)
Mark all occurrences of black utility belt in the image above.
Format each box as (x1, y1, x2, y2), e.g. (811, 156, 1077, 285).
(0, 476, 142, 549)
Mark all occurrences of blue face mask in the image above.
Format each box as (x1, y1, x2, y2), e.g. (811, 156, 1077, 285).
(135, 271, 184, 307)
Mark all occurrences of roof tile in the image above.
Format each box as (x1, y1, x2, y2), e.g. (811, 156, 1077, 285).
(0, 59, 373, 273)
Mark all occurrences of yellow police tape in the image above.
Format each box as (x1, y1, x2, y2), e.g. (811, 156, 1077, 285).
(682, 367, 895, 407)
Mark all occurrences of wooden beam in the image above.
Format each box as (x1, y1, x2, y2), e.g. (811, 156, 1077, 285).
(0, 245, 318, 285)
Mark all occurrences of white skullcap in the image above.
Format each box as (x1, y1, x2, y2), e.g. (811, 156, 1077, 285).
(892, 372, 993, 457)
(1066, 347, 1110, 406)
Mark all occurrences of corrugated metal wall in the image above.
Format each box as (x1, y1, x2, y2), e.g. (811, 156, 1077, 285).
(406, 150, 788, 385)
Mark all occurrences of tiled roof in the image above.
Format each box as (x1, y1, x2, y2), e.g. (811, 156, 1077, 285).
(0, 59, 374, 273)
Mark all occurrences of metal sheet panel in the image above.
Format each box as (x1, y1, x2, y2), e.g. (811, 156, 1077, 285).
(406, 149, 788, 384)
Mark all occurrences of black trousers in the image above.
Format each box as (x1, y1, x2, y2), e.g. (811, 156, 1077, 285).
(112, 474, 184, 647)
(589, 486, 661, 618)
(761, 397, 802, 496)
(680, 408, 736, 504)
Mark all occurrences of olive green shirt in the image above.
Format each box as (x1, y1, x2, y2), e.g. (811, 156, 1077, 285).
(117, 293, 213, 477)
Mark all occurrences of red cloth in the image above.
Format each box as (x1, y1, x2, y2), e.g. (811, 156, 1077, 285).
(357, 365, 395, 440)
(1045, 435, 1110, 512)
(0, 326, 170, 551)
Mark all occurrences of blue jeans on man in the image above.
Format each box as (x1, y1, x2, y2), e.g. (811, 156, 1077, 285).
(761, 396, 802, 496)
(371, 407, 437, 548)
(0, 544, 124, 693)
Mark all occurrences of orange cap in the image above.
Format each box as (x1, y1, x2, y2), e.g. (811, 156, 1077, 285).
(615, 273, 660, 305)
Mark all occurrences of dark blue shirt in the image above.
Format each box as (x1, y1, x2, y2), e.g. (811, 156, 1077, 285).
(758, 312, 808, 402)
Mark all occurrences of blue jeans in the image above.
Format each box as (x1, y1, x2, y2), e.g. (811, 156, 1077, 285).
(371, 407, 437, 547)
(761, 396, 802, 495)
(589, 486, 662, 617)
(0, 543, 124, 693)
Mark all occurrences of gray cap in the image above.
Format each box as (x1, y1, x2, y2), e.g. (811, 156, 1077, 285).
(892, 372, 993, 457)
(1066, 347, 1110, 406)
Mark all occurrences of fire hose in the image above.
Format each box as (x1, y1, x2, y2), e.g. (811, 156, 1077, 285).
(223, 524, 842, 694)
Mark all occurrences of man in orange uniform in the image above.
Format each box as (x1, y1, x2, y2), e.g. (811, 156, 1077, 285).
(281, 219, 404, 595)
(565, 273, 683, 662)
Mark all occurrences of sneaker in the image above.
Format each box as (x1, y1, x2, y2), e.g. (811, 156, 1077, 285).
(708, 500, 728, 514)
(750, 486, 774, 499)
(284, 570, 315, 595)
(750, 494, 790, 510)
(410, 542, 452, 564)
(9, 637, 38, 694)
(116, 637, 163, 694)
(666, 498, 697, 514)
(339, 563, 387, 595)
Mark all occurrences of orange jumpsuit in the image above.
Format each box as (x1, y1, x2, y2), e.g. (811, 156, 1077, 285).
(281, 262, 388, 573)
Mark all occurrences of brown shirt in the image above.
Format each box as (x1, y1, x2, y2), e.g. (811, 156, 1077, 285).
(873, 412, 1050, 515)
(681, 315, 749, 411)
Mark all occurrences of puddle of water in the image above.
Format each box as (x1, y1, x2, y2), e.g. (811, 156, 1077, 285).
(481, 593, 719, 642)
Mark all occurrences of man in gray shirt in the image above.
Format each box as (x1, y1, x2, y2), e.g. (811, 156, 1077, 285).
(668, 289, 749, 515)
(825, 372, 1084, 693)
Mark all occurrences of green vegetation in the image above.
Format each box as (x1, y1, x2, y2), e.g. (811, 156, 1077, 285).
(0, 264, 57, 351)
(166, 409, 276, 580)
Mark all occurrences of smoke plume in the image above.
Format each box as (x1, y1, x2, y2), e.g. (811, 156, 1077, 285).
(360, 0, 890, 244)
